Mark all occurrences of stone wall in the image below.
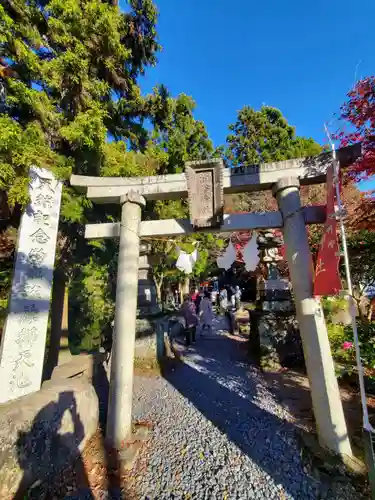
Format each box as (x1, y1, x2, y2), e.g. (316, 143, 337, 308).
(0, 375, 99, 499)
(252, 311, 305, 370)
(134, 316, 163, 359)
(134, 315, 185, 360)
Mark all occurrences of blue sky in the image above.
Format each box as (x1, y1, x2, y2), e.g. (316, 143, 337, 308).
(137, 0, 375, 188)
(140, 0, 375, 147)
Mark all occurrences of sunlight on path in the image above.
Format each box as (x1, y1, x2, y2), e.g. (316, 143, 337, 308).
(128, 313, 361, 500)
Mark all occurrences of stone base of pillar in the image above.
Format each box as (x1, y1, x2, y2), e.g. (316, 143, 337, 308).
(255, 311, 305, 371)
(105, 425, 151, 472)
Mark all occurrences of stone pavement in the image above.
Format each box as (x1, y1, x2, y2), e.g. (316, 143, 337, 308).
(34, 314, 364, 499)
(126, 314, 361, 500)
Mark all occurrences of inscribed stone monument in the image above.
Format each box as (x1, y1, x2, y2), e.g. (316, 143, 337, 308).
(0, 167, 62, 403)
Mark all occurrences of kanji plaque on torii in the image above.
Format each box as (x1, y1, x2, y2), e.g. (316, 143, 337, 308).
(185, 159, 224, 229)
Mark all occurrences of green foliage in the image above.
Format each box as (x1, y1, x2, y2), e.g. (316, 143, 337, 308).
(0, 115, 71, 206)
(345, 230, 375, 297)
(100, 141, 167, 178)
(0, 0, 162, 349)
(224, 106, 321, 213)
(321, 296, 350, 320)
(68, 256, 114, 352)
(150, 91, 214, 173)
(0, 256, 13, 325)
(327, 322, 347, 354)
(225, 105, 321, 168)
(323, 297, 355, 366)
(345, 321, 375, 373)
(329, 321, 375, 380)
(323, 297, 375, 380)
(1, 0, 161, 201)
(191, 233, 225, 280)
(0, 227, 17, 329)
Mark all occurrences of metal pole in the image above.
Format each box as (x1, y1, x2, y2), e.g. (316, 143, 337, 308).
(328, 136, 375, 497)
(330, 140, 373, 432)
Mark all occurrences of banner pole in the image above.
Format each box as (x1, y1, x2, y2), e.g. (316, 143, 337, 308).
(326, 128, 375, 497)
(330, 142, 371, 431)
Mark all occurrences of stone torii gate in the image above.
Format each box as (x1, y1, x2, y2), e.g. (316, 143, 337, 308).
(71, 145, 359, 457)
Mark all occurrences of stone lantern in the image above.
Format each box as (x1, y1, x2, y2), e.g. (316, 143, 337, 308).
(249, 231, 304, 370)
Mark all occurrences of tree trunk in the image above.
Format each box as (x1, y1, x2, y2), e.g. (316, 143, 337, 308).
(182, 277, 190, 296)
(368, 302, 374, 321)
(153, 274, 163, 306)
(43, 269, 68, 381)
(353, 291, 369, 321)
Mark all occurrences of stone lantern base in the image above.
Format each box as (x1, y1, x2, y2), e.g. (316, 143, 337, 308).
(249, 308, 305, 371)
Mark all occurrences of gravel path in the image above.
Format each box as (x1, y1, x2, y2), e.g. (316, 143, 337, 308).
(128, 315, 360, 500)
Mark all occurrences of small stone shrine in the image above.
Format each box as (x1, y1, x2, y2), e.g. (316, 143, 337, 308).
(250, 231, 304, 370)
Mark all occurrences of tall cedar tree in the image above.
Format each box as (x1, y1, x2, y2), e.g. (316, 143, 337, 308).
(0, 0, 164, 349)
(146, 92, 225, 300)
(224, 105, 322, 213)
(0, 0, 161, 210)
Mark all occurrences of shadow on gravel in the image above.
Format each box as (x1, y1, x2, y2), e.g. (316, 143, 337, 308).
(92, 359, 140, 500)
(161, 331, 321, 498)
(92, 359, 125, 499)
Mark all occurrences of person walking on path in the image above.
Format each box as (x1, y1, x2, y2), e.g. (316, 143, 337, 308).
(200, 290, 213, 333)
(194, 288, 202, 316)
(230, 285, 236, 309)
(234, 285, 242, 310)
(180, 294, 198, 345)
(174, 289, 180, 306)
(219, 287, 228, 315)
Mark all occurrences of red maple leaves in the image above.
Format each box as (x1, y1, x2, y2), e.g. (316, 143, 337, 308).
(336, 76, 375, 183)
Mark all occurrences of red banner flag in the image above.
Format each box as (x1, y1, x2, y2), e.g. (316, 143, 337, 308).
(313, 165, 342, 296)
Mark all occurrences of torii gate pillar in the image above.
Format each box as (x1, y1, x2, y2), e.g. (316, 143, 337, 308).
(273, 177, 352, 457)
(106, 191, 146, 449)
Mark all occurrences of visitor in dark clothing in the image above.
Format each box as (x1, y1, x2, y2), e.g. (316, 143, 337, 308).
(194, 289, 202, 316)
(180, 294, 198, 345)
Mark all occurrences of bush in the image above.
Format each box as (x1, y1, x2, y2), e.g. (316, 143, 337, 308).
(322, 296, 349, 321)
(326, 317, 375, 380)
(327, 322, 346, 353)
(68, 257, 114, 353)
(344, 321, 375, 375)
(323, 297, 375, 379)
